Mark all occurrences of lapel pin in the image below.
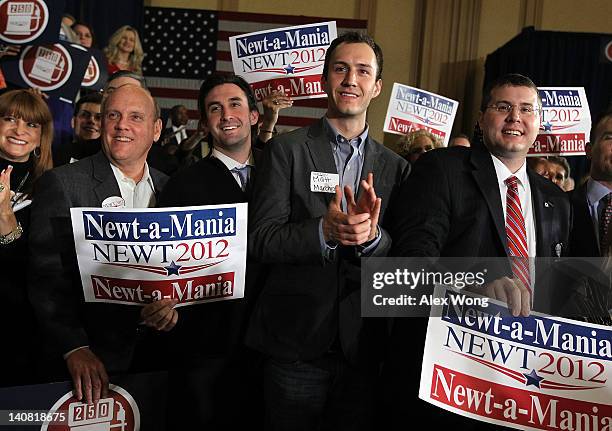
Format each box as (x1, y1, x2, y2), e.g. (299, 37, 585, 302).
(544, 201, 554, 208)
(554, 243, 563, 257)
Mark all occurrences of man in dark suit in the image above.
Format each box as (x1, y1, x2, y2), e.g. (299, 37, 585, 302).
(247, 32, 410, 430)
(570, 107, 612, 257)
(385, 74, 572, 429)
(28, 84, 169, 405)
(151, 74, 262, 429)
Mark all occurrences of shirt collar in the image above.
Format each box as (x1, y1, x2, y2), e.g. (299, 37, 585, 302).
(323, 117, 368, 155)
(109, 162, 153, 187)
(490, 154, 528, 190)
(211, 148, 254, 171)
(586, 178, 612, 206)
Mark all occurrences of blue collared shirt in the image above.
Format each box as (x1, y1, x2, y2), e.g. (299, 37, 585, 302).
(317, 118, 381, 260)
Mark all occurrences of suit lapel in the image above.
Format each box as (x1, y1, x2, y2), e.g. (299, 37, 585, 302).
(470, 147, 508, 254)
(306, 119, 337, 207)
(91, 151, 122, 205)
(358, 137, 385, 201)
(529, 169, 556, 256)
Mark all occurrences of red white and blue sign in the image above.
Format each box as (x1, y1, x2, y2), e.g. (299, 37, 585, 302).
(229, 21, 337, 101)
(420, 285, 612, 430)
(531, 87, 591, 156)
(383, 83, 459, 146)
(70, 204, 247, 307)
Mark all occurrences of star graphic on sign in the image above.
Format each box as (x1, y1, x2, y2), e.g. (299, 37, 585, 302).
(543, 121, 553, 132)
(284, 64, 295, 74)
(523, 369, 544, 388)
(164, 260, 182, 276)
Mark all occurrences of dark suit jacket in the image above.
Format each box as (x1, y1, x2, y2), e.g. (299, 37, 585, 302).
(28, 151, 168, 374)
(384, 144, 572, 430)
(246, 118, 410, 367)
(154, 152, 261, 364)
(390, 144, 571, 259)
(569, 182, 600, 257)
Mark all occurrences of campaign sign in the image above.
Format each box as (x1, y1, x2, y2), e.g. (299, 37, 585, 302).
(531, 87, 591, 156)
(383, 83, 459, 146)
(0, 0, 62, 45)
(1, 40, 89, 102)
(0, 372, 166, 430)
(229, 21, 337, 101)
(80, 47, 107, 91)
(420, 284, 612, 430)
(69, 204, 248, 307)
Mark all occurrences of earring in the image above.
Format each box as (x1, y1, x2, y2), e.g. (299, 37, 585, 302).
(33, 147, 41, 158)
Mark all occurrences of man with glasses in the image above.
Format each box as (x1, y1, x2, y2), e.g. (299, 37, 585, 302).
(390, 73, 571, 313)
(54, 93, 103, 166)
(385, 73, 572, 427)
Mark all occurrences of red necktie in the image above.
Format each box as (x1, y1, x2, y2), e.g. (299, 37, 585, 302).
(504, 176, 531, 294)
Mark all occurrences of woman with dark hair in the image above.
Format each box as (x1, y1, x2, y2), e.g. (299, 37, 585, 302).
(72, 21, 96, 48)
(0, 89, 53, 387)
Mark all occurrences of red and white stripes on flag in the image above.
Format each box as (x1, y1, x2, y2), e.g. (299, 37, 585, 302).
(144, 8, 367, 132)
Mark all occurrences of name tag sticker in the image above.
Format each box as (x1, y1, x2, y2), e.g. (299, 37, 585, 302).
(310, 171, 339, 193)
(102, 196, 125, 208)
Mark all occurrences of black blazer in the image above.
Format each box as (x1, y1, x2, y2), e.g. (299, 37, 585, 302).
(390, 144, 571, 259)
(569, 183, 600, 257)
(246, 118, 410, 366)
(152, 153, 261, 367)
(28, 151, 168, 373)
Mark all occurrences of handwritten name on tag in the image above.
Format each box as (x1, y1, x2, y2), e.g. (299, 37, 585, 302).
(310, 171, 339, 193)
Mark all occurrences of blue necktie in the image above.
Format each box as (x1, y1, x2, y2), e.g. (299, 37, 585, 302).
(232, 166, 249, 191)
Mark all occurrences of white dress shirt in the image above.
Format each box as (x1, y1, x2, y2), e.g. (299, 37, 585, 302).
(211, 148, 254, 189)
(110, 162, 156, 208)
(490, 155, 536, 257)
(172, 125, 188, 145)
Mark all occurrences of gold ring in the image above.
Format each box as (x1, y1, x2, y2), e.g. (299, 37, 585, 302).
(0, 183, 5, 193)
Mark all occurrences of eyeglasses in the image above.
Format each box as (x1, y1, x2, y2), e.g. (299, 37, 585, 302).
(487, 103, 540, 116)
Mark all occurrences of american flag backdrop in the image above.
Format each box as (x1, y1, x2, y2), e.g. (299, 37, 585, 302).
(142, 7, 368, 132)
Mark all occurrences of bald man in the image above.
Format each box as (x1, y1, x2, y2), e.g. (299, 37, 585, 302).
(29, 85, 169, 404)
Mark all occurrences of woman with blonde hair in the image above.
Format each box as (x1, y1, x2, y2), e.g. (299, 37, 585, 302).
(103, 25, 144, 75)
(0, 89, 53, 386)
(398, 128, 443, 164)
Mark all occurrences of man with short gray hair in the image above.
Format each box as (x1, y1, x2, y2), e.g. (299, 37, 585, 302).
(29, 84, 169, 405)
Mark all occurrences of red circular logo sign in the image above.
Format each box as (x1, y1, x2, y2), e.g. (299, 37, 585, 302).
(19, 43, 72, 90)
(605, 41, 612, 63)
(0, 0, 49, 43)
(41, 384, 141, 431)
(82, 55, 100, 87)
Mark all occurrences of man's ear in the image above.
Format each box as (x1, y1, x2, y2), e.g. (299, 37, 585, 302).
(199, 118, 209, 137)
(70, 116, 75, 130)
(321, 74, 329, 95)
(249, 109, 259, 126)
(153, 118, 163, 142)
(372, 79, 382, 98)
(585, 141, 593, 159)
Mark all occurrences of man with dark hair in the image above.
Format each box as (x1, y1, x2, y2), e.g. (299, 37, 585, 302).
(449, 132, 471, 147)
(149, 73, 261, 428)
(570, 107, 612, 256)
(385, 73, 571, 428)
(247, 32, 410, 430)
(547, 155, 570, 189)
(55, 93, 104, 166)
